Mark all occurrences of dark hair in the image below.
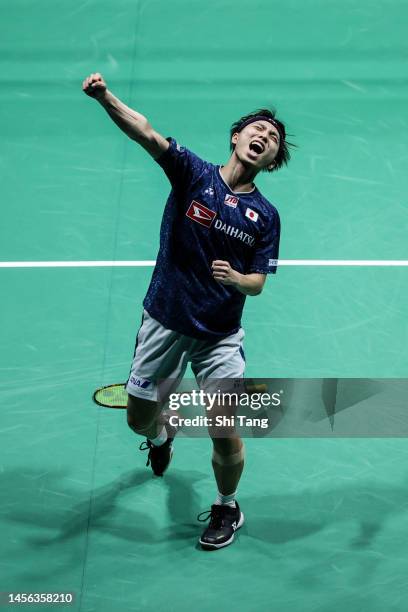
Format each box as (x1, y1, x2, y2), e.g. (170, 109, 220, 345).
(229, 108, 295, 173)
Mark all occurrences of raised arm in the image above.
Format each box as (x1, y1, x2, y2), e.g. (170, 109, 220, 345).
(82, 72, 169, 160)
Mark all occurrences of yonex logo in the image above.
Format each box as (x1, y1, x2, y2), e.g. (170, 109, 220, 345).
(232, 521, 237, 530)
(186, 200, 216, 228)
(130, 376, 151, 389)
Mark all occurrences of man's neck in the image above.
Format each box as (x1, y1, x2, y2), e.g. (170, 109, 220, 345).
(219, 157, 257, 193)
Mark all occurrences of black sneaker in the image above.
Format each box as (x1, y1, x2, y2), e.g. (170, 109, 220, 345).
(198, 502, 244, 550)
(139, 417, 177, 477)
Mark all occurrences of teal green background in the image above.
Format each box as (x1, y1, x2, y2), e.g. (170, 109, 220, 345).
(1, 1, 407, 610)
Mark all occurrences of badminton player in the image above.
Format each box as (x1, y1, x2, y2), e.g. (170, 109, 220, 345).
(82, 72, 292, 550)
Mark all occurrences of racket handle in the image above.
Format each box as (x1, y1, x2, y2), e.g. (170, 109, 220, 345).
(245, 383, 268, 394)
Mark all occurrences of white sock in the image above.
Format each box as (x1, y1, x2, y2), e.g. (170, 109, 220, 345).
(149, 426, 168, 447)
(214, 490, 237, 508)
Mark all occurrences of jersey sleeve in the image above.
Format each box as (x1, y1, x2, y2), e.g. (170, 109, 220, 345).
(248, 209, 281, 274)
(154, 136, 207, 191)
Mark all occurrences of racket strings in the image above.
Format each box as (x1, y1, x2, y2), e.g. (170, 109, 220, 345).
(93, 383, 128, 408)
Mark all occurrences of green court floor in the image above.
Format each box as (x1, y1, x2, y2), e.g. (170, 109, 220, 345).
(1, 1, 407, 610)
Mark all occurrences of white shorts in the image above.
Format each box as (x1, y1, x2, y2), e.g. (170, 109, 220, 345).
(126, 309, 246, 402)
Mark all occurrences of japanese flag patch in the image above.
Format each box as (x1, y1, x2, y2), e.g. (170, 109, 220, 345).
(245, 207, 258, 222)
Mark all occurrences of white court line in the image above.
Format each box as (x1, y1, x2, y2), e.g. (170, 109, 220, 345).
(0, 260, 407, 268)
(0, 261, 157, 268)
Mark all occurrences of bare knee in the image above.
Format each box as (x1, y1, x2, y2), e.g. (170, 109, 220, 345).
(126, 394, 160, 434)
(212, 436, 243, 457)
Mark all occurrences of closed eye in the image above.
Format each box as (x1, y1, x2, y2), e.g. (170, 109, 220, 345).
(254, 124, 279, 145)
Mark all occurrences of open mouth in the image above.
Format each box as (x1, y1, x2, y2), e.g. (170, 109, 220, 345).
(249, 141, 265, 155)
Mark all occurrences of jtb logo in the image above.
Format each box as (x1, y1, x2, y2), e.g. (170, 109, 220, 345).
(224, 194, 239, 208)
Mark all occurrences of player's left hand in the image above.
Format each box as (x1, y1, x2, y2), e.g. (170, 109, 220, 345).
(211, 260, 240, 286)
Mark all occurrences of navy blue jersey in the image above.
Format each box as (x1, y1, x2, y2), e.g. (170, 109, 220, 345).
(143, 137, 280, 340)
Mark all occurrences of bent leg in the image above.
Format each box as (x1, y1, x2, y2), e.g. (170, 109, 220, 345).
(126, 393, 163, 440)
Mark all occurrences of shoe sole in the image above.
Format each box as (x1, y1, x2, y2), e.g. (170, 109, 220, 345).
(153, 445, 174, 477)
(152, 419, 177, 477)
(199, 512, 245, 550)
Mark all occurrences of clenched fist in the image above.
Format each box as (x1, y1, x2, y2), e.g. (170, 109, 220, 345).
(82, 72, 107, 100)
(211, 260, 239, 286)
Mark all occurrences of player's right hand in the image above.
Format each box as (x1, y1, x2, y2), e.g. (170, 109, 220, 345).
(82, 72, 107, 99)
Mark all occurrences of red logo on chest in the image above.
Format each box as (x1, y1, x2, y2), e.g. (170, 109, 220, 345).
(186, 200, 216, 228)
(224, 194, 239, 208)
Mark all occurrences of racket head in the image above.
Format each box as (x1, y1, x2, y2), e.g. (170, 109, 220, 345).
(92, 381, 267, 409)
(93, 383, 128, 409)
